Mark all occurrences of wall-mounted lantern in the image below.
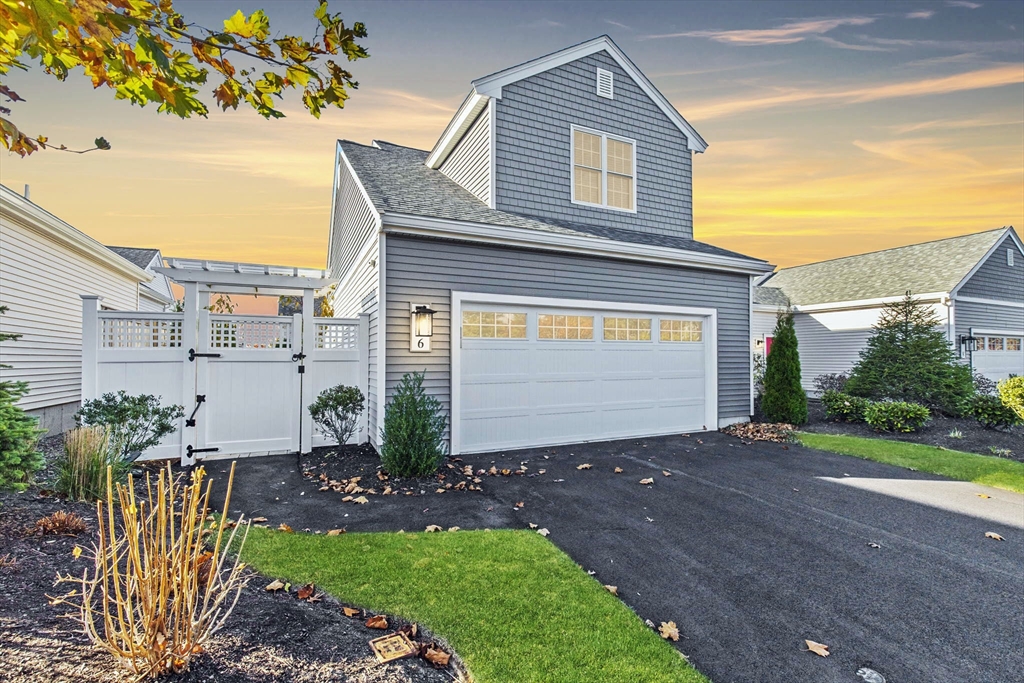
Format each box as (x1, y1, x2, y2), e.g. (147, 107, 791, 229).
(410, 303, 436, 353)
(958, 334, 978, 358)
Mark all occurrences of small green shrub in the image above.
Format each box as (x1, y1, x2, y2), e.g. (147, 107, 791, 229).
(821, 391, 870, 422)
(379, 372, 447, 477)
(55, 426, 125, 501)
(76, 391, 183, 460)
(761, 310, 808, 425)
(0, 380, 44, 492)
(309, 385, 365, 446)
(998, 376, 1024, 421)
(813, 373, 849, 394)
(965, 394, 1022, 430)
(865, 400, 931, 433)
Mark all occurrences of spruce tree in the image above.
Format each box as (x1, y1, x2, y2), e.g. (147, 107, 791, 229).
(761, 309, 808, 424)
(845, 292, 973, 414)
(0, 305, 44, 491)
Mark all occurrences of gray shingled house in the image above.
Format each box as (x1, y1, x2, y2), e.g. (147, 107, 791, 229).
(105, 246, 175, 312)
(326, 36, 773, 454)
(753, 227, 1024, 394)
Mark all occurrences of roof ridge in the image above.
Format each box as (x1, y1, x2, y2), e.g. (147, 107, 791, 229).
(371, 140, 429, 153)
(777, 227, 1009, 272)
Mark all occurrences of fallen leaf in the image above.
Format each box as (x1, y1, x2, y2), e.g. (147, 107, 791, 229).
(72, 546, 82, 559)
(804, 639, 830, 656)
(251, 516, 268, 523)
(365, 615, 388, 629)
(327, 528, 346, 536)
(514, 501, 524, 509)
(537, 528, 550, 536)
(977, 493, 991, 499)
(639, 478, 654, 485)
(985, 532, 1004, 541)
(277, 523, 293, 533)
(867, 542, 881, 549)
(265, 579, 285, 592)
(297, 583, 315, 600)
(662, 471, 672, 477)
(604, 585, 618, 596)
(425, 525, 442, 532)
(398, 622, 419, 638)
(341, 495, 353, 502)
(528, 523, 538, 529)
(577, 463, 592, 470)
(353, 496, 369, 504)
(423, 645, 451, 667)
(659, 621, 680, 641)
(501, 468, 512, 476)
(488, 466, 497, 476)
(342, 606, 360, 617)
(614, 467, 623, 473)
(447, 526, 460, 532)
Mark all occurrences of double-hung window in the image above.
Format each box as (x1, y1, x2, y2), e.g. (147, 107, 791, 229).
(572, 127, 635, 212)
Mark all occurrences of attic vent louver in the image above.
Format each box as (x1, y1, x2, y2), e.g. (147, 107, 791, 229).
(596, 68, 614, 99)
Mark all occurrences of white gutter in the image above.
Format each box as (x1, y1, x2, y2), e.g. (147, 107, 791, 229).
(790, 291, 949, 314)
(380, 212, 774, 276)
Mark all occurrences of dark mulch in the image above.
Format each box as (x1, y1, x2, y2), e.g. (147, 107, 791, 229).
(0, 480, 462, 682)
(797, 400, 1024, 462)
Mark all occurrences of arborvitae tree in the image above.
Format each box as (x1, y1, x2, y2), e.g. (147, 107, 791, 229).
(761, 309, 808, 424)
(379, 372, 447, 477)
(845, 292, 973, 415)
(0, 305, 44, 491)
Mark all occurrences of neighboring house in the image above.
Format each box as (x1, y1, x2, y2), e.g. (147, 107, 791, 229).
(106, 246, 175, 311)
(327, 36, 773, 455)
(754, 227, 1024, 393)
(0, 184, 152, 432)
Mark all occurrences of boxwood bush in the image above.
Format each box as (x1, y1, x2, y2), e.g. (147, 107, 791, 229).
(821, 390, 870, 423)
(865, 400, 931, 433)
(309, 384, 364, 446)
(965, 393, 1022, 430)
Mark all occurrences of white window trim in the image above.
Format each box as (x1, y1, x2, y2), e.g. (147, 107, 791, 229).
(570, 125, 638, 214)
(450, 291, 718, 455)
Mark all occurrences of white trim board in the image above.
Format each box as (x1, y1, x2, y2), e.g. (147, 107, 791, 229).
(449, 291, 719, 455)
(569, 124, 638, 214)
(381, 213, 773, 276)
(791, 292, 949, 314)
(954, 295, 1024, 310)
(425, 92, 490, 168)
(470, 35, 707, 153)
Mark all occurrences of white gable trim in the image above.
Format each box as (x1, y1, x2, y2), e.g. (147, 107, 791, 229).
(470, 35, 707, 153)
(425, 92, 490, 168)
(949, 228, 1023, 297)
(379, 212, 772, 275)
(792, 292, 949, 314)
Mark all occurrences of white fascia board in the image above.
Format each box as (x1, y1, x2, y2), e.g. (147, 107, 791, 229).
(470, 35, 707, 153)
(793, 291, 949, 314)
(380, 213, 773, 276)
(0, 184, 152, 283)
(140, 283, 175, 305)
(949, 227, 1023, 297)
(425, 92, 490, 168)
(337, 143, 384, 232)
(954, 295, 1024, 309)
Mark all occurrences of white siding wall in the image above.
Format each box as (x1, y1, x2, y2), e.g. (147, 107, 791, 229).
(439, 105, 492, 205)
(0, 218, 140, 411)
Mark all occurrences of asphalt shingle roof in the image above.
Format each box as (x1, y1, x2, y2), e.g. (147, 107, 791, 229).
(759, 228, 1011, 306)
(340, 140, 767, 264)
(107, 246, 159, 270)
(753, 286, 790, 307)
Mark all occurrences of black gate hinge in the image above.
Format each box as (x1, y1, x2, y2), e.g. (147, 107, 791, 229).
(189, 348, 222, 362)
(186, 445, 220, 459)
(185, 394, 206, 427)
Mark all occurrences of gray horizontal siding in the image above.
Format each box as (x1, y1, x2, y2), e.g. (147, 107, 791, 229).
(955, 299, 1024, 339)
(384, 235, 752, 441)
(752, 310, 779, 341)
(328, 154, 378, 280)
(792, 313, 873, 395)
(439, 106, 491, 205)
(957, 234, 1024, 302)
(494, 50, 692, 238)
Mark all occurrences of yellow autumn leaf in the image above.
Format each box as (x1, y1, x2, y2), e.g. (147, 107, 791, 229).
(72, 546, 82, 559)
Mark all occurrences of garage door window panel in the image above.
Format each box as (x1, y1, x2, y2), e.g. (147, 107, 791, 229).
(989, 337, 1004, 351)
(604, 317, 652, 341)
(660, 319, 703, 342)
(538, 314, 594, 340)
(462, 311, 526, 339)
(1008, 338, 1022, 352)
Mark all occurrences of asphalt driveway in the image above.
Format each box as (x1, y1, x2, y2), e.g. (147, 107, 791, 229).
(209, 432, 1024, 683)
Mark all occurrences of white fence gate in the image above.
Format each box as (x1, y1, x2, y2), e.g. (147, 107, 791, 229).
(81, 296, 367, 464)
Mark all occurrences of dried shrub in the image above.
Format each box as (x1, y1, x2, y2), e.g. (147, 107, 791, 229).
(722, 422, 795, 443)
(56, 425, 125, 501)
(34, 510, 87, 536)
(51, 463, 250, 679)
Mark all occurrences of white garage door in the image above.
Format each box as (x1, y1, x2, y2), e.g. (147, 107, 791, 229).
(972, 332, 1024, 381)
(452, 294, 716, 454)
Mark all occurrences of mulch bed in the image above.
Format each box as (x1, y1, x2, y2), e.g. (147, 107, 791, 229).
(786, 401, 1023, 462)
(0, 472, 464, 682)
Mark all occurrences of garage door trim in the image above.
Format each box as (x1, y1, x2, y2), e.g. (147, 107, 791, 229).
(451, 291, 718, 455)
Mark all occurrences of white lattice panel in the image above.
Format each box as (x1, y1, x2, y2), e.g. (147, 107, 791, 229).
(210, 318, 292, 349)
(316, 322, 359, 350)
(100, 317, 183, 348)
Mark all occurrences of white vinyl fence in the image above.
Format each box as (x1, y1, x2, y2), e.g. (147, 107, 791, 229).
(81, 296, 368, 464)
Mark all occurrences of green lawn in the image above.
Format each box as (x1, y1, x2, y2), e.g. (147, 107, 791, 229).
(238, 527, 707, 683)
(796, 432, 1024, 493)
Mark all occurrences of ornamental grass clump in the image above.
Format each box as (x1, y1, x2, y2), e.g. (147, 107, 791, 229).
(56, 425, 125, 501)
(51, 463, 250, 679)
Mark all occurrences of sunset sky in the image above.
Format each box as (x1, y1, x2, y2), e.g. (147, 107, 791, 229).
(1, 0, 1022, 269)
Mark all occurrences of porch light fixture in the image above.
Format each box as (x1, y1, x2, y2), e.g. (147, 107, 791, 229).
(410, 304, 436, 353)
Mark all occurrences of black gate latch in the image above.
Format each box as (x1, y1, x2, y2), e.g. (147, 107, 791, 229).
(186, 445, 220, 459)
(189, 348, 222, 362)
(185, 395, 206, 427)
(291, 352, 306, 362)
